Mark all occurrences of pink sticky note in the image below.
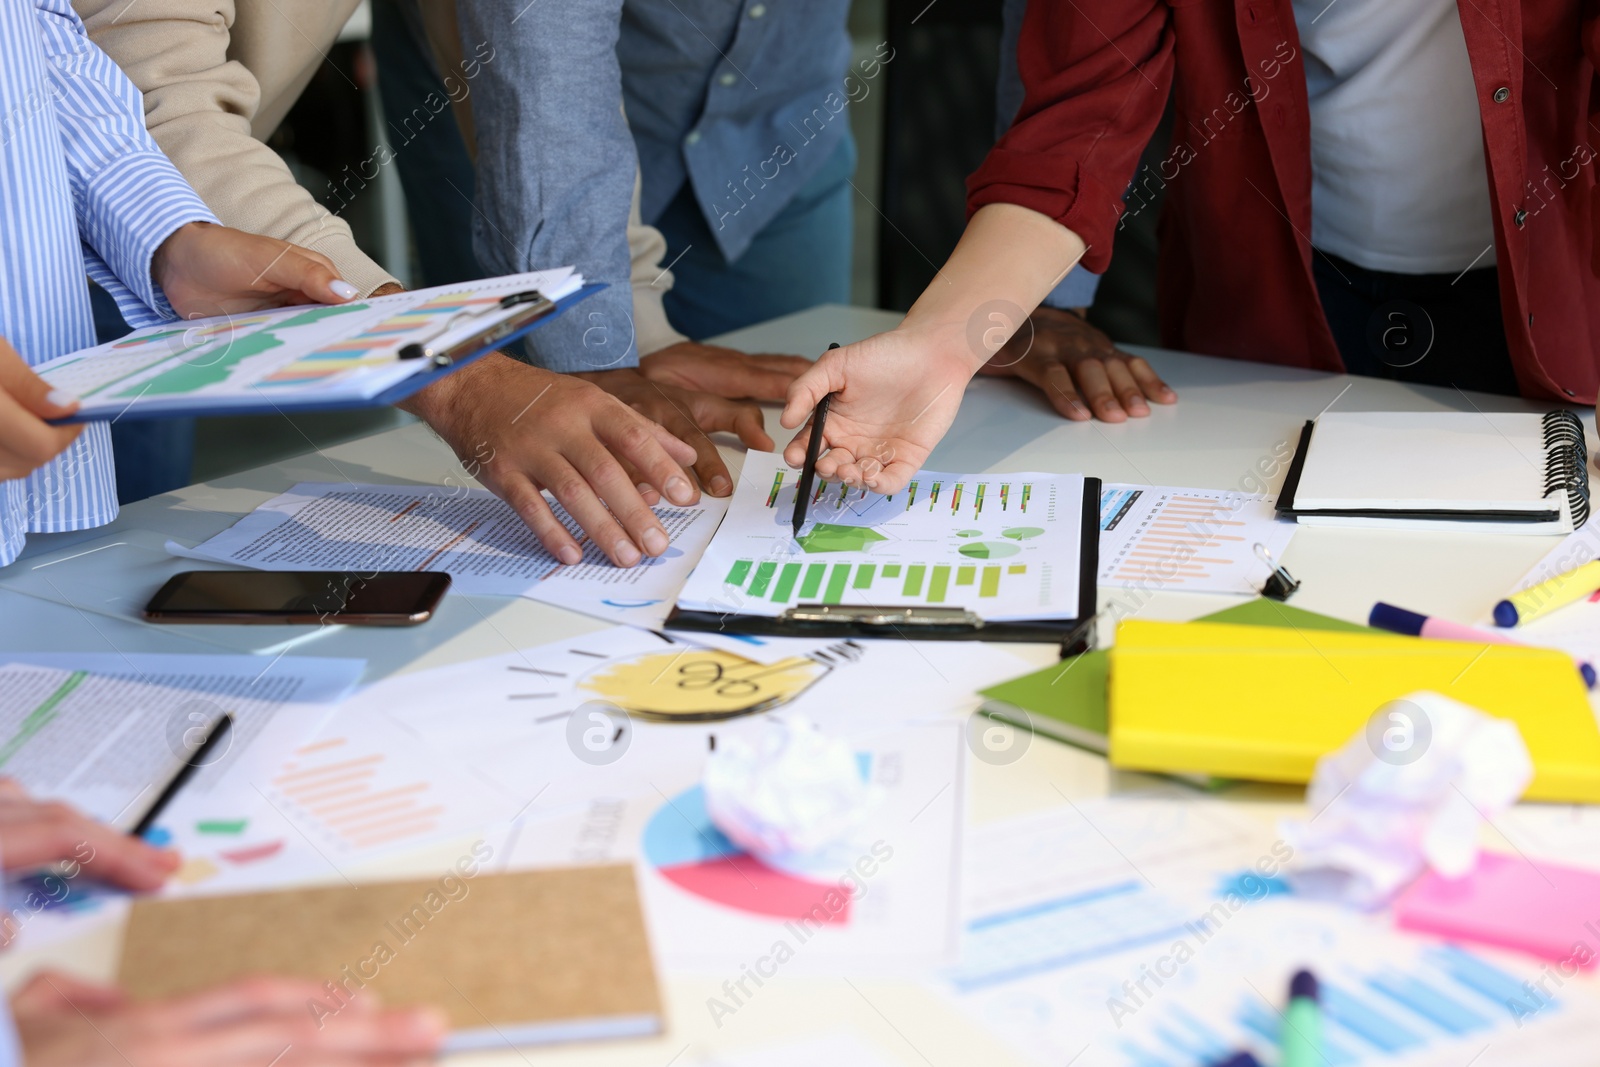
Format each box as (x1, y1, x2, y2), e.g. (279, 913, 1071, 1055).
(1395, 852, 1600, 967)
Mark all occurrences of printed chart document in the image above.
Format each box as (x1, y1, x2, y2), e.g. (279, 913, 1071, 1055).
(677, 451, 1085, 621)
(0, 653, 365, 938)
(502, 720, 968, 975)
(174, 481, 726, 603)
(0, 653, 362, 831)
(937, 802, 1600, 1067)
(34, 269, 584, 419)
(1097, 484, 1296, 595)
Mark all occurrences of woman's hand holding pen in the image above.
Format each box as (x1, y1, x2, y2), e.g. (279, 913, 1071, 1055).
(780, 325, 973, 495)
(781, 204, 1090, 496)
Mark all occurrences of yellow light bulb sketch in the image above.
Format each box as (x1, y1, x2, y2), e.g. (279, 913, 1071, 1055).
(577, 649, 828, 721)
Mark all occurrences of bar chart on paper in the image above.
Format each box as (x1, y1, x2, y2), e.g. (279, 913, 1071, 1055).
(1096, 484, 1296, 596)
(261, 707, 518, 858)
(677, 452, 1088, 621)
(718, 558, 1031, 606)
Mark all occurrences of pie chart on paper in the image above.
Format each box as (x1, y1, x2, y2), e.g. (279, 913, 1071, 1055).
(641, 784, 852, 924)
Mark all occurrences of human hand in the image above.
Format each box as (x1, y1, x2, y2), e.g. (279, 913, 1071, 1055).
(12, 971, 445, 1067)
(0, 339, 84, 480)
(152, 222, 359, 318)
(638, 341, 811, 402)
(402, 354, 699, 567)
(981, 305, 1174, 421)
(0, 779, 179, 892)
(577, 368, 773, 497)
(780, 324, 974, 495)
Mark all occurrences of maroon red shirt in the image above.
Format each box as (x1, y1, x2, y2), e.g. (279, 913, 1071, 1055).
(969, 1, 1600, 402)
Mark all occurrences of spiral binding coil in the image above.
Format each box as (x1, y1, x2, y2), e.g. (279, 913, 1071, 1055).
(1542, 410, 1591, 527)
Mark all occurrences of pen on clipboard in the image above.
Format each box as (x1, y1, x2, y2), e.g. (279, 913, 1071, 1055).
(792, 343, 841, 538)
(398, 289, 553, 366)
(129, 714, 233, 839)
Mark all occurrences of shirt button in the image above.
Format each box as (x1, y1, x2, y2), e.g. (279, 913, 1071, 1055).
(1514, 207, 1527, 228)
(749, 2, 766, 15)
(685, 130, 702, 146)
(719, 72, 737, 87)
(1493, 86, 1511, 103)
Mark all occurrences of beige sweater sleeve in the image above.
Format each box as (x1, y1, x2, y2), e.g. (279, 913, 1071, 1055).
(74, 0, 398, 297)
(628, 173, 689, 356)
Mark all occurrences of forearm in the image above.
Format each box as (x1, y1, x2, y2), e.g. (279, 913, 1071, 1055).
(903, 203, 1088, 370)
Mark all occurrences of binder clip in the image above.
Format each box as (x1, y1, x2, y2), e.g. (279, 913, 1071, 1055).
(1253, 542, 1300, 601)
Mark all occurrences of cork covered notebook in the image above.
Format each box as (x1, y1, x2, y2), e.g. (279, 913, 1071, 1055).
(118, 865, 662, 1053)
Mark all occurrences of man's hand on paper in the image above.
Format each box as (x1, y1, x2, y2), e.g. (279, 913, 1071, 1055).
(11, 971, 445, 1067)
(639, 341, 811, 402)
(0, 340, 83, 480)
(0, 779, 178, 918)
(979, 306, 1175, 422)
(576, 368, 773, 497)
(402, 354, 700, 568)
(781, 324, 972, 496)
(152, 222, 361, 318)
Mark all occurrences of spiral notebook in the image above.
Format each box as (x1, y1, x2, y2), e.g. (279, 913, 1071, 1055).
(1276, 410, 1591, 533)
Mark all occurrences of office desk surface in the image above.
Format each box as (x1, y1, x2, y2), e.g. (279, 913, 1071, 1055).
(1, 304, 1593, 1065)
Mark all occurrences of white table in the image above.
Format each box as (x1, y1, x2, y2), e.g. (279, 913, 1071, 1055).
(0, 305, 1591, 1066)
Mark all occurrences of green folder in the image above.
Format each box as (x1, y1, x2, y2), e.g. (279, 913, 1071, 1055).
(978, 599, 1374, 754)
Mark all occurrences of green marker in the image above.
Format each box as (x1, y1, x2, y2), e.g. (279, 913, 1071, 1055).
(1281, 969, 1323, 1067)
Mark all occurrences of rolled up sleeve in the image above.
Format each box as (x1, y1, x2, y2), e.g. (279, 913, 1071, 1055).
(968, 0, 1173, 275)
(456, 1, 641, 372)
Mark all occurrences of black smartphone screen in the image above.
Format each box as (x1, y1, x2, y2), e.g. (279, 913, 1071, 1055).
(144, 571, 451, 625)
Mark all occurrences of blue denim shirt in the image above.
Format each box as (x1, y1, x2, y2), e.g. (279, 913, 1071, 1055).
(619, 0, 854, 263)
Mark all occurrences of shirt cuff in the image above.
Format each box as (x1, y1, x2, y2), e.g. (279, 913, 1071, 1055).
(79, 150, 217, 319)
(520, 283, 641, 373)
(1041, 268, 1101, 310)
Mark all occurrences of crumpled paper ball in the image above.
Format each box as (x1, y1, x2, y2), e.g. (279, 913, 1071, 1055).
(1280, 690, 1533, 909)
(703, 714, 875, 859)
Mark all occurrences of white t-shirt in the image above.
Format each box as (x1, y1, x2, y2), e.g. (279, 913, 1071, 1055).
(1292, 0, 1497, 273)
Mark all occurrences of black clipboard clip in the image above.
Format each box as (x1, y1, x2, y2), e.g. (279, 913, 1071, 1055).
(398, 289, 555, 366)
(1253, 542, 1300, 601)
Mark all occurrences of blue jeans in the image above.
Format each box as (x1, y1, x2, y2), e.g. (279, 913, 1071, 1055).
(655, 135, 856, 340)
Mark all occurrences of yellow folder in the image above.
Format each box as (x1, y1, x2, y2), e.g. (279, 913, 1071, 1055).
(1107, 620, 1600, 802)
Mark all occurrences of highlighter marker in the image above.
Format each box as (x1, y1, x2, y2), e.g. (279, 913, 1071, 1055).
(1281, 969, 1323, 1067)
(1494, 559, 1600, 627)
(1370, 602, 1596, 688)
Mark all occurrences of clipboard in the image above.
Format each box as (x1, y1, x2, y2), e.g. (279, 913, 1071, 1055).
(55, 282, 606, 424)
(664, 477, 1101, 653)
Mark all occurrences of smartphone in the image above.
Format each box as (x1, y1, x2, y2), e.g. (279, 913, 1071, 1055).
(143, 570, 451, 625)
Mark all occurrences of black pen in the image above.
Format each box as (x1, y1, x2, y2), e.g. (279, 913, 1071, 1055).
(129, 713, 233, 839)
(792, 343, 841, 537)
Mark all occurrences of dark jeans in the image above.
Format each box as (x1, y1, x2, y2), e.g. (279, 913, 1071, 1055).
(1312, 248, 1518, 397)
(370, 0, 483, 289)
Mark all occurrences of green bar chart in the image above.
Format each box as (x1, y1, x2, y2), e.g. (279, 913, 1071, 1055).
(720, 557, 1028, 605)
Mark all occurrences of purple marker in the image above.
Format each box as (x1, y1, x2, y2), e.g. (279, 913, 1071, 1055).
(1369, 602, 1597, 689)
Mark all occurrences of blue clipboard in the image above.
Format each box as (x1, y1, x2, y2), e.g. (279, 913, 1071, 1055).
(56, 282, 606, 424)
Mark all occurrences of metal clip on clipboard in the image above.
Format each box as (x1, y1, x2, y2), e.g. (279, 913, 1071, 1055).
(398, 290, 555, 366)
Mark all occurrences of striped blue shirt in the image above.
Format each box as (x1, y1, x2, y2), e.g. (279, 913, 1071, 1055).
(0, 0, 215, 568)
